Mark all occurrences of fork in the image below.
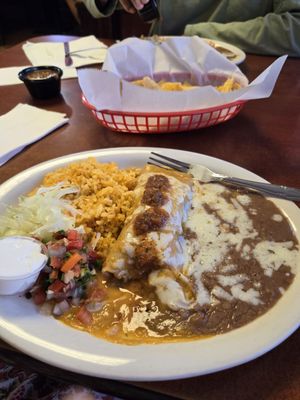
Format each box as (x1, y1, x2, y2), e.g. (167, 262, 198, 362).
(149, 152, 300, 201)
(63, 45, 106, 66)
(63, 42, 73, 66)
(64, 46, 107, 57)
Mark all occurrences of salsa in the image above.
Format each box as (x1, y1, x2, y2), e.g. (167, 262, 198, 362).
(26, 69, 58, 80)
(28, 229, 103, 324)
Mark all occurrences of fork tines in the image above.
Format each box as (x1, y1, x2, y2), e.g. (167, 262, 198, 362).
(148, 152, 190, 173)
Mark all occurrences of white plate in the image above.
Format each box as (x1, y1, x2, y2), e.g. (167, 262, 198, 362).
(0, 147, 299, 381)
(203, 38, 246, 65)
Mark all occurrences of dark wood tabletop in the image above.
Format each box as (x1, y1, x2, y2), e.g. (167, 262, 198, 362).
(0, 35, 299, 400)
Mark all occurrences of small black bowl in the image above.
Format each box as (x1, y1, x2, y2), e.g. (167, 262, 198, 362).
(18, 66, 63, 99)
(138, 0, 159, 23)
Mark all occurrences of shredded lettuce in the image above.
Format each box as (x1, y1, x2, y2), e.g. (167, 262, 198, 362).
(0, 183, 80, 240)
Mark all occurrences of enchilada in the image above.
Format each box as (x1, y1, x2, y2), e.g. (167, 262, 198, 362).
(103, 165, 193, 283)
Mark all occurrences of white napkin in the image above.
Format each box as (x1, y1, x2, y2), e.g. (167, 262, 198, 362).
(0, 66, 32, 86)
(0, 104, 69, 166)
(22, 35, 107, 77)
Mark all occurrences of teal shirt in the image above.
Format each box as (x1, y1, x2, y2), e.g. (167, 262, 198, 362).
(88, 0, 300, 56)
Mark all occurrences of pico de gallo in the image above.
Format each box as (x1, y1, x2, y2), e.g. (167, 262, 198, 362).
(27, 229, 105, 325)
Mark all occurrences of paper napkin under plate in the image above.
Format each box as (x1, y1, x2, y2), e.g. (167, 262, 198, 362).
(22, 35, 107, 77)
(0, 66, 32, 86)
(0, 104, 68, 166)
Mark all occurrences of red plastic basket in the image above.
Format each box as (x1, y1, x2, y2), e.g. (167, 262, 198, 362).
(82, 95, 246, 134)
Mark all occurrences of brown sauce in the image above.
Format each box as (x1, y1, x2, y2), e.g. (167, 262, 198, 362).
(145, 174, 171, 191)
(142, 189, 168, 207)
(133, 207, 169, 235)
(26, 69, 58, 80)
(142, 174, 170, 207)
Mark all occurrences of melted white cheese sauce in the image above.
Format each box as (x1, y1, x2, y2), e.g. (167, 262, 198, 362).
(149, 270, 193, 310)
(149, 181, 299, 311)
(272, 214, 283, 222)
(253, 240, 298, 277)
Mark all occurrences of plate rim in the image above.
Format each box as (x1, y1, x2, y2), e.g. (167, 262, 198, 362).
(203, 38, 246, 65)
(0, 147, 299, 382)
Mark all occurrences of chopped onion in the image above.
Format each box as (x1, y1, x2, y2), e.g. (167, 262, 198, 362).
(53, 300, 70, 316)
(67, 279, 76, 291)
(46, 290, 54, 300)
(63, 270, 75, 284)
(48, 244, 66, 258)
(73, 286, 83, 298)
(90, 232, 101, 250)
(71, 297, 81, 306)
(86, 301, 105, 313)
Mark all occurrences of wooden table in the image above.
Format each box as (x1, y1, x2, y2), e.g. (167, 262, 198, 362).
(0, 35, 299, 400)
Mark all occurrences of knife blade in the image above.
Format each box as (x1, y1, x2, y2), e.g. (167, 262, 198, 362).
(63, 42, 73, 66)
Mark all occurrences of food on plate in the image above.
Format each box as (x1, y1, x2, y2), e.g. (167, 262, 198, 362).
(41, 158, 140, 259)
(27, 229, 102, 319)
(131, 76, 241, 92)
(103, 165, 193, 282)
(0, 158, 298, 344)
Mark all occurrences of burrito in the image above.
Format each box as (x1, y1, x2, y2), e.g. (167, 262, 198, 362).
(103, 165, 193, 281)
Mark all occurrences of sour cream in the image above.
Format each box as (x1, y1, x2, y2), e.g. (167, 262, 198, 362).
(0, 236, 48, 295)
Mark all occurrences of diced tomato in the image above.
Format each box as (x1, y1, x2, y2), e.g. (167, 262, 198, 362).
(32, 288, 46, 305)
(67, 230, 80, 241)
(76, 305, 93, 325)
(48, 279, 66, 293)
(66, 239, 84, 250)
(50, 256, 62, 269)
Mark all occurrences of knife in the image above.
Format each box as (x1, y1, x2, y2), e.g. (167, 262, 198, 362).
(63, 42, 73, 66)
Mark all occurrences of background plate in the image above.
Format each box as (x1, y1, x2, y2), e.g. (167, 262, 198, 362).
(203, 38, 246, 64)
(0, 147, 299, 381)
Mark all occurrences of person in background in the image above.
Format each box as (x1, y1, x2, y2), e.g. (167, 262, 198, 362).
(75, 0, 300, 57)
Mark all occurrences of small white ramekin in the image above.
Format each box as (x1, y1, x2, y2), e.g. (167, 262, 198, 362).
(0, 236, 48, 296)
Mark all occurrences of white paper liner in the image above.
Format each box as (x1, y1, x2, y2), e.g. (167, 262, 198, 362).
(78, 36, 287, 113)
